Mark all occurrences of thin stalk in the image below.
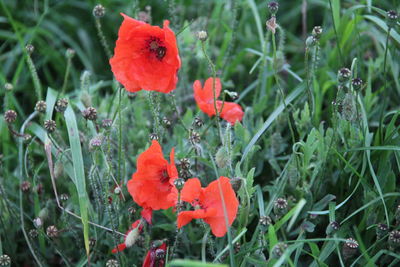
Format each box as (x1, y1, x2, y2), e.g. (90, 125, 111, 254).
(61, 56, 72, 95)
(26, 54, 42, 101)
(95, 18, 112, 59)
(201, 41, 222, 142)
(328, 0, 343, 65)
(118, 87, 123, 183)
(19, 111, 43, 267)
(305, 48, 315, 119)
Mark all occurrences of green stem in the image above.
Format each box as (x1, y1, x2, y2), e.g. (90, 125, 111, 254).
(118, 87, 123, 183)
(95, 17, 112, 59)
(61, 56, 72, 95)
(328, 0, 343, 65)
(26, 54, 42, 101)
(201, 41, 222, 142)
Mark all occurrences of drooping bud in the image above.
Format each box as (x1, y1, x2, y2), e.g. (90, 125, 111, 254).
(44, 119, 56, 133)
(93, 4, 106, 18)
(4, 110, 17, 124)
(197, 31, 208, 42)
(35, 100, 47, 113)
(55, 98, 68, 113)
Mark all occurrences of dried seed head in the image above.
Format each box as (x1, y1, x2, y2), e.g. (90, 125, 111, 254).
(89, 136, 103, 150)
(338, 68, 351, 83)
(272, 243, 288, 258)
(25, 44, 34, 54)
(267, 1, 279, 15)
(179, 158, 191, 170)
(190, 130, 201, 144)
(93, 4, 106, 18)
(386, 10, 398, 28)
(193, 117, 204, 128)
(65, 48, 75, 59)
(0, 254, 11, 266)
(20, 181, 31, 192)
(4, 110, 17, 124)
(55, 98, 69, 113)
(306, 36, 317, 48)
(174, 178, 185, 191)
(149, 133, 159, 141)
(351, 78, 363, 91)
(33, 217, 43, 228)
(60, 193, 69, 201)
(179, 169, 192, 179)
(29, 229, 39, 239)
(342, 238, 359, 260)
(162, 117, 172, 128)
(312, 26, 323, 39)
(105, 259, 119, 267)
(274, 197, 288, 211)
(376, 223, 389, 239)
(44, 119, 57, 133)
(35, 100, 47, 113)
(155, 248, 166, 260)
(102, 118, 113, 128)
(46, 225, 59, 238)
(326, 221, 340, 235)
(4, 83, 13, 91)
(389, 230, 400, 248)
(259, 216, 272, 228)
(89, 238, 96, 248)
(197, 31, 208, 41)
(230, 177, 242, 192)
(82, 107, 97, 121)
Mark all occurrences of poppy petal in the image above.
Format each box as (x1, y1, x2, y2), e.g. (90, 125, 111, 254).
(177, 208, 217, 229)
(141, 208, 153, 224)
(181, 178, 202, 203)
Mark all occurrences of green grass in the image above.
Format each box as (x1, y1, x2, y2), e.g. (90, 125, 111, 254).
(1, 0, 400, 266)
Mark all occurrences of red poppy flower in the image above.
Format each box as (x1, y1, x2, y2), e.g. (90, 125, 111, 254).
(110, 13, 181, 93)
(112, 219, 143, 253)
(177, 176, 239, 237)
(193, 78, 244, 125)
(143, 241, 167, 267)
(127, 140, 178, 221)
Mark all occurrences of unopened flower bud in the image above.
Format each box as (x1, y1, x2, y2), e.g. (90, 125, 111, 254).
(44, 119, 56, 133)
(342, 238, 359, 260)
(338, 68, 351, 84)
(55, 98, 68, 113)
(215, 147, 229, 169)
(267, 1, 279, 15)
(386, 10, 398, 29)
(33, 217, 43, 228)
(93, 4, 106, 18)
(326, 221, 340, 235)
(312, 26, 323, 39)
(65, 48, 75, 59)
(4, 83, 13, 91)
(106, 259, 119, 267)
(4, 110, 17, 124)
(197, 31, 208, 41)
(351, 78, 363, 91)
(149, 133, 159, 141)
(25, 44, 34, 54)
(272, 243, 287, 258)
(376, 223, 389, 239)
(0, 254, 11, 266)
(193, 117, 204, 128)
(174, 178, 185, 191)
(46, 225, 59, 238)
(35, 100, 47, 113)
(389, 230, 400, 248)
(162, 117, 171, 128)
(82, 107, 97, 121)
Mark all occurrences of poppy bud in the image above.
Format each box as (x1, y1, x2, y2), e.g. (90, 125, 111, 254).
(44, 119, 57, 133)
(4, 110, 17, 124)
(34, 100, 47, 113)
(179, 158, 191, 170)
(267, 1, 279, 15)
(20, 181, 31, 192)
(274, 197, 288, 215)
(149, 133, 159, 141)
(386, 10, 398, 29)
(29, 229, 39, 239)
(25, 44, 34, 54)
(351, 78, 363, 91)
(338, 68, 351, 84)
(305, 36, 317, 48)
(312, 26, 323, 39)
(46, 225, 59, 238)
(162, 117, 172, 128)
(193, 117, 204, 128)
(272, 243, 288, 259)
(174, 178, 185, 191)
(326, 221, 340, 235)
(93, 4, 106, 18)
(102, 118, 113, 128)
(259, 215, 272, 231)
(105, 259, 119, 267)
(0, 254, 11, 266)
(190, 130, 201, 144)
(197, 31, 208, 42)
(342, 238, 359, 260)
(4, 83, 13, 92)
(376, 223, 389, 239)
(389, 230, 400, 248)
(230, 177, 242, 192)
(82, 107, 97, 121)
(65, 48, 75, 59)
(215, 147, 229, 169)
(125, 227, 140, 248)
(55, 98, 68, 113)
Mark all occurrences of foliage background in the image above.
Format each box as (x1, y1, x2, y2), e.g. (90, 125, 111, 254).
(1, 0, 400, 266)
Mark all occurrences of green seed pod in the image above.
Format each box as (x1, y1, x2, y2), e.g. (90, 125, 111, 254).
(215, 146, 229, 169)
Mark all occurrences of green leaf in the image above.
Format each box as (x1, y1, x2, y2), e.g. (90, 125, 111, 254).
(169, 259, 228, 267)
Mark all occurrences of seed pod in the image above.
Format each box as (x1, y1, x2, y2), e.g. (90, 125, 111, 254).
(386, 10, 398, 29)
(259, 215, 272, 231)
(105, 259, 119, 267)
(34, 100, 47, 113)
(149, 133, 159, 141)
(174, 178, 185, 191)
(389, 230, 400, 249)
(0, 254, 11, 266)
(190, 130, 201, 144)
(342, 238, 359, 261)
(179, 158, 190, 170)
(272, 243, 288, 259)
(351, 78, 363, 91)
(162, 117, 171, 128)
(93, 4, 106, 18)
(46, 225, 59, 238)
(274, 197, 288, 215)
(197, 31, 208, 42)
(267, 1, 279, 15)
(215, 146, 229, 169)
(25, 44, 34, 54)
(326, 221, 340, 235)
(193, 117, 204, 128)
(82, 107, 97, 121)
(4, 110, 17, 124)
(55, 98, 69, 113)
(312, 26, 323, 39)
(338, 68, 351, 84)
(44, 119, 57, 133)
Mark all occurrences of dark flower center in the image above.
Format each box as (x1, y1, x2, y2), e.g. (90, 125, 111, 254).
(147, 37, 167, 60)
